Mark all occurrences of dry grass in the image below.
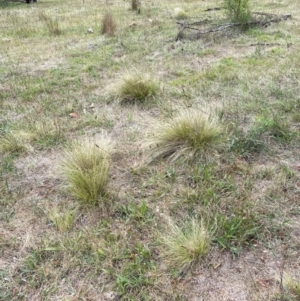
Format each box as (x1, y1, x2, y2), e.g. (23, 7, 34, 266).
(144, 110, 225, 162)
(160, 218, 210, 273)
(60, 138, 114, 205)
(101, 11, 116, 36)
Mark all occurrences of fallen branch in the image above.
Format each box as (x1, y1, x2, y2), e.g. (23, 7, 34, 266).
(176, 12, 292, 40)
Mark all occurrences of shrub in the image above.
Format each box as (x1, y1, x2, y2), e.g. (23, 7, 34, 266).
(145, 111, 225, 162)
(223, 0, 252, 23)
(101, 12, 116, 36)
(109, 72, 159, 103)
(60, 138, 114, 205)
(161, 218, 210, 272)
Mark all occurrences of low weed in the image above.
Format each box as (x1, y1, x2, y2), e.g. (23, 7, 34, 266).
(215, 213, 261, 256)
(230, 127, 265, 156)
(60, 138, 114, 205)
(254, 115, 295, 143)
(160, 218, 210, 273)
(115, 243, 155, 297)
(145, 111, 225, 163)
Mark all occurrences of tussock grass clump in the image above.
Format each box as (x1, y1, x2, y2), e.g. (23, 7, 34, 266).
(161, 219, 210, 272)
(38, 11, 62, 36)
(0, 131, 33, 154)
(173, 7, 188, 20)
(47, 207, 76, 233)
(145, 111, 225, 162)
(109, 72, 159, 103)
(101, 12, 116, 36)
(61, 138, 114, 205)
(285, 275, 300, 297)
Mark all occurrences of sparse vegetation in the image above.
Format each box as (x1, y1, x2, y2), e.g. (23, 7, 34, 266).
(60, 138, 114, 205)
(145, 111, 225, 162)
(161, 218, 210, 273)
(1, 0, 299, 300)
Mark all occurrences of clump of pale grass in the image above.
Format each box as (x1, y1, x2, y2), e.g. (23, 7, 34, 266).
(161, 218, 210, 272)
(284, 274, 300, 297)
(60, 138, 114, 205)
(144, 111, 225, 162)
(38, 11, 62, 36)
(109, 72, 159, 103)
(101, 12, 116, 36)
(0, 131, 33, 154)
(173, 7, 188, 20)
(47, 206, 76, 233)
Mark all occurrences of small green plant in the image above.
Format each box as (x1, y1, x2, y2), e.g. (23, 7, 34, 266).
(161, 218, 210, 273)
(145, 111, 225, 162)
(215, 213, 260, 256)
(116, 244, 155, 296)
(254, 115, 294, 142)
(223, 0, 252, 23)
(60, 138, 114, 205)
(230, 127, 264, 155)
(109, 72, 159, 103)
(101, 12, 116, 36)
(38, 11, 62, 36)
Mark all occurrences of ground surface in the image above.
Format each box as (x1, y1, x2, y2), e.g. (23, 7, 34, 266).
(0, 0, 300, 300)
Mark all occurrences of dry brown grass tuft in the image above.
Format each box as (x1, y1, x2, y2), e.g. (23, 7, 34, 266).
(101, 12, 116, 36)
(131, 0, 140, 11)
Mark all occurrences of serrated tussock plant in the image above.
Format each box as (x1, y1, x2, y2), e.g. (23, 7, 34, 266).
(60, 138, 114, 205)
(161, 218, 210, 273)
(144, 110, 225, 163)
(109, 72, 159, 103)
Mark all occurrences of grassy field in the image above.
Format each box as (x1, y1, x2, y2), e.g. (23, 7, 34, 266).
(0, 0, 300, 300)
